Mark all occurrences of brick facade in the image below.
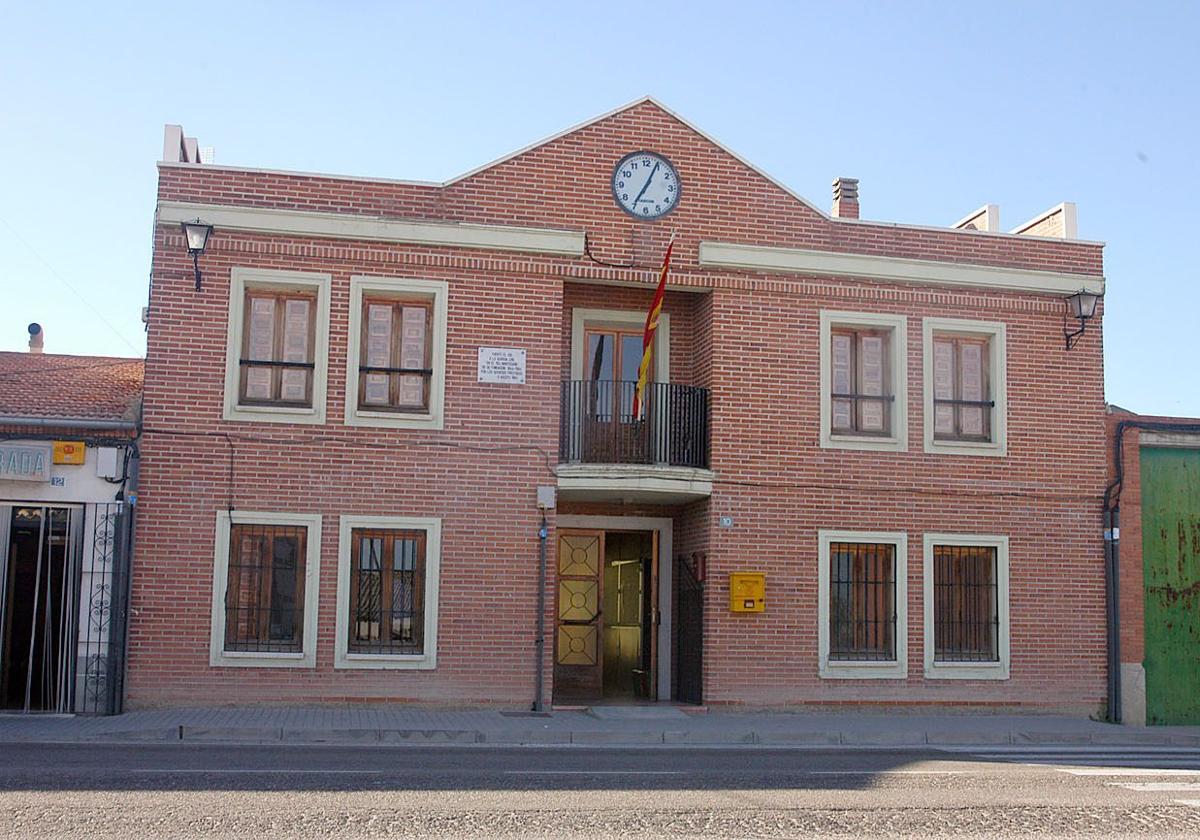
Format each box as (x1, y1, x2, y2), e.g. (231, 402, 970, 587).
(128, 100, 1108, 712)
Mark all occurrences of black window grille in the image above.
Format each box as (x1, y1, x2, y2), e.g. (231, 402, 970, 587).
(829, 542, 896, 661)
(224, 524, 306, 653)
(933, 545, 1000, 662)
(349, 529, 426, 655)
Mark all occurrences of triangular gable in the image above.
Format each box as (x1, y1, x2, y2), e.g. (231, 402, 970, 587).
(443, 96, 830, 222)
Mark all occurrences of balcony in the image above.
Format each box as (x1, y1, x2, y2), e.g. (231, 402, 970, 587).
(557, 380, 712, 504)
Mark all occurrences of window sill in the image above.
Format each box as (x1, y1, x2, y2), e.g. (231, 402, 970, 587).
(224, 403, 327, 425)
(924, 662, 1009, 680)
(335, 652, 437, 670)
(819, 660, 908, 680)
(342, 408, 443, 431)
(821, 433, 907, 453)
(924, 437, 1007, 458)
(210, 650, 314, 669)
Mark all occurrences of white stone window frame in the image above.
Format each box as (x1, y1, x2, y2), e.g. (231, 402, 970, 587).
(334, 514, 442, 670)
(223, 267, 332, 425)
(209, 510, 322, 668)
(344, 276, 449, 430)
(817, 529, 909, 680)
(922, 533, 1010, 680)
(818, 311, 909, 453)
(922, 317, 1008, 457)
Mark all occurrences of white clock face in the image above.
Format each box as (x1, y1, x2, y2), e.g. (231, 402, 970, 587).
(612, 151, 680, 219)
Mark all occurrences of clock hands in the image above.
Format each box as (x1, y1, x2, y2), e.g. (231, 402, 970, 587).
(631, 161, 660, 205)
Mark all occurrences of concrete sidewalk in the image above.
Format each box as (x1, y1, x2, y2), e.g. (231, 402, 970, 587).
(2, 706, 1198, 747)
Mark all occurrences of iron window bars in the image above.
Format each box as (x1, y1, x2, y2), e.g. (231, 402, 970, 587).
(348, 528, 426, 655)
(829, 542, 897, 661)
(932, 544, 1000, 662)
(224, 523, 306, 653)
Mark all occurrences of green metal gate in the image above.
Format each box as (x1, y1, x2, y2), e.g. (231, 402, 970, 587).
(1141, 446, 1200, 725)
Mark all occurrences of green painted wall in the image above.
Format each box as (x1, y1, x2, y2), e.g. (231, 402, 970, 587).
(1141, 446, 1200, 725)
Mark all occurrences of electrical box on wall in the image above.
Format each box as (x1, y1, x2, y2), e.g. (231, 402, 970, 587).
(729, 572, 765, 612)
(95, 447, 122, 480)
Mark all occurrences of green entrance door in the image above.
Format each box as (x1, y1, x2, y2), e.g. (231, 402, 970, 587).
(1141, 446, 1200, 725)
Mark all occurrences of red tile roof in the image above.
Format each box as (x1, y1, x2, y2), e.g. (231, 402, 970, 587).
(0, 352, 144, 423)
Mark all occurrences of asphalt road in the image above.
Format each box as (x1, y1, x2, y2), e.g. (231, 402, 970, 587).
(1, 742, 1199, 838)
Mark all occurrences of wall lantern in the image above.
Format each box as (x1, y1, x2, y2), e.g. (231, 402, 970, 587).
(1063, 289, 1101, 350)
(181, 218, 213, 291)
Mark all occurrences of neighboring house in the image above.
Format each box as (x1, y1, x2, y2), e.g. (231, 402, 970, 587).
(0, 341, 142, 714)
(1106, 406, 1200, 725)
(130, 99, 1108, 714)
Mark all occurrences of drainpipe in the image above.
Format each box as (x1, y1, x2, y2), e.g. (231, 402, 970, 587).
(533, 512, 548, 712)
(1103, 507, 1122, 723)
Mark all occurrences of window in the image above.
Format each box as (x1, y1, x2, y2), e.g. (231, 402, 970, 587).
(923, 534, 1010, 679)
(240, 290, 316, 407)
(210, 511, 321, 667)
(818, 530, 908, 679)
(819, 312, 908, 452)
(345, 276, 448, 430)
(922, 318, 1007, 456)
(224, 268, 331, 424)
(359, 298, 433, 413)
(830, 328, 891, 436)
(334, 515, 441, 669)
(348, 528, 426, 655)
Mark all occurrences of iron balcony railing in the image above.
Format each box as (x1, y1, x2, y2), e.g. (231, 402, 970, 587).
(559, 380, 710, 469)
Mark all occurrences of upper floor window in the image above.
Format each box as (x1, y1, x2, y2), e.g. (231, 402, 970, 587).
(359, 298, 433, 413)
(345, 276, 448, 430)
(819, 311, 908, 453)
(224, 268, 331, 425)
(922, 318, 1007, 457)
(830, 328, 892, 437)
(240, 290, 316, 407)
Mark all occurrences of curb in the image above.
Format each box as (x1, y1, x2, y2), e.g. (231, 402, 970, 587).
(2, 726, 1199, 749)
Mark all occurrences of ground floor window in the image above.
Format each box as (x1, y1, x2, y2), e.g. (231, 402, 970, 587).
(335, 515, 441, 670)
(224, 523, 307, 653)
(818, 531, 908, 679)
(210, 511, 321, 668)
(923, 534, 1010, 680)
(348, 528, 426, 655)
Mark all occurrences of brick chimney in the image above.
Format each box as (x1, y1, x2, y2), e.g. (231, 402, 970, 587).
(27, 323, 43, 354)
(832, 177, 859, 219)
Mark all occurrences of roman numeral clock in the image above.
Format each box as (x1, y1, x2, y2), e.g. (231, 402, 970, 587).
(612, 151, 680, 219)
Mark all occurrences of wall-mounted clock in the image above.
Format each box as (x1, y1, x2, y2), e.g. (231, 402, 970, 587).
(612, 151, 680, 220)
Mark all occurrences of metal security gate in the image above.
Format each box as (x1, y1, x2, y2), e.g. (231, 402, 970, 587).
(1140, 447, 1200, 725)
(0, 502, 130, 715)
(672, 553, 704, 705)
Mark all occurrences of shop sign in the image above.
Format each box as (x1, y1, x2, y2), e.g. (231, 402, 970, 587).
(0, 443, 52, 482)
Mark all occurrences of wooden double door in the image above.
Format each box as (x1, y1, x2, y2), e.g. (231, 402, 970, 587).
(554, 529, 657, 704)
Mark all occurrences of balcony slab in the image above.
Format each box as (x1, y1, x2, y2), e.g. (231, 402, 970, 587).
(556, 463, 714, 504)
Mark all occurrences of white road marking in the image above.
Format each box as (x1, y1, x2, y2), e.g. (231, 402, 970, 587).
(1174, 799, 1200, 808)
(946, 746, 1200, 755)
(504, 769, 971, 776)
(1056, 767, 1200, 776)
(1109, 782, 1200, 791)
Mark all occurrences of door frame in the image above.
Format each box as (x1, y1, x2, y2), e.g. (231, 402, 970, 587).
(557, 515, 673, 701)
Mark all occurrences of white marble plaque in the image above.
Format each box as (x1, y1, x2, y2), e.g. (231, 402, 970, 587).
(477, 347, 527, 384)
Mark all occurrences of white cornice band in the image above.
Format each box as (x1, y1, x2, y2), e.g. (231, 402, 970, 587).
(157, 201, 585, 257)
(699, 241, 1105, 296)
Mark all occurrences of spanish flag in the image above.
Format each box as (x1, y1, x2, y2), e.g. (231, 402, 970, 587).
(632, 235, 675, 420)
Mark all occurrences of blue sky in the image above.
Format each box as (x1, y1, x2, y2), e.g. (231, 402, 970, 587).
(1, 2, 1196, 415)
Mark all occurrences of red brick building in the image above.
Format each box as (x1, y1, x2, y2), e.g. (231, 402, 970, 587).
(128, 99, 1108, 713)
(1106, 408, 1200, 725)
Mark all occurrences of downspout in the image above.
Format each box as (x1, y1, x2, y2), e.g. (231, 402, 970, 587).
(533, 513, 548, 712)
(1103, 506, 1121, 723)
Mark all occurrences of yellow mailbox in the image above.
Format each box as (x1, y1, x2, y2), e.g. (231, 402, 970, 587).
(729, 572, 765, 612)
(53, 441, 86, 465)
